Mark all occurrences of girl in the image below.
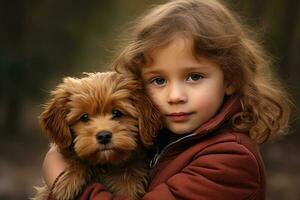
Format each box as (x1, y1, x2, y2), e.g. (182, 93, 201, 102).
(43, 0, 291, 199)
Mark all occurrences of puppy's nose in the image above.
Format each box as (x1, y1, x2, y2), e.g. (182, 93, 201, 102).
(96, 131, 112, 144)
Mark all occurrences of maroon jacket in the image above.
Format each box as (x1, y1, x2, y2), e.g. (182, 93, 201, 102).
(76, 95, 266, 199)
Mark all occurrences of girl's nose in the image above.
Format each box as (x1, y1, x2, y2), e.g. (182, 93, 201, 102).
(167, 83, 187, 104)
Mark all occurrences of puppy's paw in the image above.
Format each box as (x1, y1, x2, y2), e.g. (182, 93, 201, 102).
(52, 168, 89, 200)
(31, 185, 50, 200)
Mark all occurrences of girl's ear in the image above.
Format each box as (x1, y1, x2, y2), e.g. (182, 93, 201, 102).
(134, 91, 162, 147)
(39, 78, 76, 149)
(225, 84, 235, 95)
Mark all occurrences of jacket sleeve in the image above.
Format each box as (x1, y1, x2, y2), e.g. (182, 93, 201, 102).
(78, 183, 130, 200)
(78, 142, 263, 200)
(143, 141, 263, 200)
(48, 183, 130, 200)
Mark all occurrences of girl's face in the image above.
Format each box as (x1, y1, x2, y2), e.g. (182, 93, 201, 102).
(141, 37, 233, 135)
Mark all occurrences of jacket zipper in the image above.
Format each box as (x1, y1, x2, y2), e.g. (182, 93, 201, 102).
(149, 133, 197, 168)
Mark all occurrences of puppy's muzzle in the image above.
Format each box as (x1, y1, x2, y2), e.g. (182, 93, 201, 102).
(96, 131, 112, 144)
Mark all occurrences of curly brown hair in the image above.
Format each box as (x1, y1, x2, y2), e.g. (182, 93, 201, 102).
(112, 0, 291, 143)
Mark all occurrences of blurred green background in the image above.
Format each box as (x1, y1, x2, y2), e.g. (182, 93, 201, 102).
(0, 0, 299, 199)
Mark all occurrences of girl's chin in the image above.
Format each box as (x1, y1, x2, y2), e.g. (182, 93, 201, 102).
(166, 125, 197, 135)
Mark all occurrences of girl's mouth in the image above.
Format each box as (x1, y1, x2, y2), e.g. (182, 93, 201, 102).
(166, 112, 194, 122)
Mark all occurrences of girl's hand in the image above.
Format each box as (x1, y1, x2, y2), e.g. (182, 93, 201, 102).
(42, 144, 69, 187)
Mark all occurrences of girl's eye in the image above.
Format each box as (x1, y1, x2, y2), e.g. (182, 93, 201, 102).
(151, 77, 166, 86)
(80, 113, 89, 122)
(187, 73, 203, 82)
(112, 109, 123, 119)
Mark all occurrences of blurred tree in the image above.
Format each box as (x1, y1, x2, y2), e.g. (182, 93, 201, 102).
(0, 0, 162, 136)
(279, 0, 299, 69)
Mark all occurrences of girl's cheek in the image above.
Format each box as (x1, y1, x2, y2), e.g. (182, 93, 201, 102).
(145, 85, 155, 98)
(145, 85, 165, 113)
(146, 90, 162, 109)
(148, 93, 158, 105)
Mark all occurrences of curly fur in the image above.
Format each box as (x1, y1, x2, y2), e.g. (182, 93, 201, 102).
(33, 72, 162, 200)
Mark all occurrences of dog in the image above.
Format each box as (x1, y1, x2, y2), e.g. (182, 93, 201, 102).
(33, 72, 162, 200)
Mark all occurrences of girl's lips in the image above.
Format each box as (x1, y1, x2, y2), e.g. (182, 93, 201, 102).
(166, 112, 193, 122)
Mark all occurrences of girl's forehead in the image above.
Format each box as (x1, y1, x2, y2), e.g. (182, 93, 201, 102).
(149, 35, 193, 52)
(141, 41, 219, 76)
(145, 36, 195, 62)
(139, 35, 222, 76)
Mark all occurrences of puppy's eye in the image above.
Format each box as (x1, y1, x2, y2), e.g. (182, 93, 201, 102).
(80, 113, 89, 122)
(112, 109, 123, 119)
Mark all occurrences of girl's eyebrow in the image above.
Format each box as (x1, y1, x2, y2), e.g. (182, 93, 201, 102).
(184, 66, 206, 70)
(142, 65, 211, 77)
(142, 70, 162, 76)
(183, 65, 211, 72)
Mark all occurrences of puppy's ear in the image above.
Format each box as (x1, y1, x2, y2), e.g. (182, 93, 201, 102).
(134, 91, 162, 147)
(39, 77, 77, 149)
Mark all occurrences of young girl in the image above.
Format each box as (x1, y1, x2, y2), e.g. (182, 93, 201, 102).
(43, 0, 291, 199)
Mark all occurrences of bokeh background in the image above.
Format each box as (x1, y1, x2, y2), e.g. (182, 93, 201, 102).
(0, 0, 299, 199)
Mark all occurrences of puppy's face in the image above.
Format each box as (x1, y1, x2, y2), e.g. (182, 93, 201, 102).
(40, 72, 161, 165)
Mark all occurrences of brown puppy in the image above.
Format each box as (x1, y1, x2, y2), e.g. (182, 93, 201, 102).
(33, 72, 162, 200)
